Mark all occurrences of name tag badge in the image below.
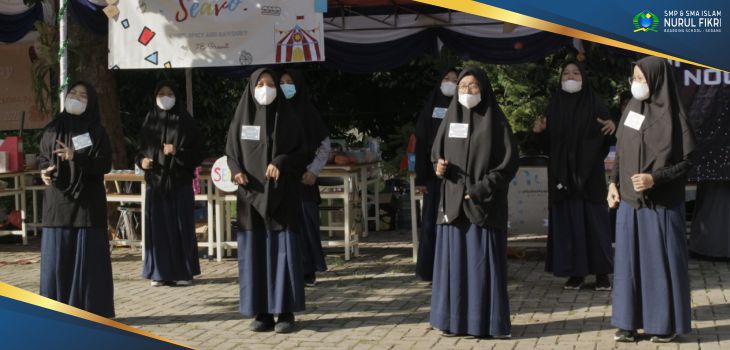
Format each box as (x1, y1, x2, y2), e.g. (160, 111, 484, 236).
(71, 133, 93, 150)
(624, 111, 645, 131)
(432, 107, 447, 119)
(241, 125, 261, 141)
(448, 123, 469, 139)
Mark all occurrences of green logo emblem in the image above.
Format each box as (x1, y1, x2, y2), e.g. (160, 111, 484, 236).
(633, 10, 659, 32)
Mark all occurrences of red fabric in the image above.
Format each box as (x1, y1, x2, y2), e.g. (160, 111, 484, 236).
(406, 134, 417, 153)
(7, 210, 21, 229)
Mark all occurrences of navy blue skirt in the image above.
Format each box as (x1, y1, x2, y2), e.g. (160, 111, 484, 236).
(612, 201, 691, 335)
(300, 201, 327, 276)
(142, 185, 201, 282)
(40, 227, 115, 318)
(416, 179, 440, 281)
(690, 182, 730, 257)
(238, 229, 305, 316)
(430, 221, 511, 337)
(545, 199, 613, 277)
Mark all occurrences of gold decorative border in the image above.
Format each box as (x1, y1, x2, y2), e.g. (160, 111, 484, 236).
(416, 0, 726, 72)
(0, 282, 192, 349)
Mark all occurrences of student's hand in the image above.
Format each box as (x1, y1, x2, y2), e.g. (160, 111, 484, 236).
(40, 165, 56, 186)
(597, 118, 616, 135)
(435, 159, 448, 177)
(141, 158, 154, 170)
(631, 173, 654, 192)
(163, 143, 176, 156)
(266, 164, 280, 181)
(233, 173, 249, 186)
(464, 194, 471, 200)
(607, 182, 620, 208)
(53, 140, 74, 161)
(301, 171, 317, 186)
(533, 116, 547, 133)
(415, 186, 428, 194)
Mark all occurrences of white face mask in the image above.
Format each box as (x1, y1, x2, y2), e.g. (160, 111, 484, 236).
(561, 79, 582, 93)
(458, 93, 481, 109)
(156, 96, 175, 110)
(64, 97, 87, 115)
(631, 81, 650, 101)
(440, 81, 456, 97)
(254, 86, 276, 105)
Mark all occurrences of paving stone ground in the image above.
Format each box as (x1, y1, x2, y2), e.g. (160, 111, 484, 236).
(1, 231, 729, 350)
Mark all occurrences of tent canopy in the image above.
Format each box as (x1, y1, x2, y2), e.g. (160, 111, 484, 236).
(1, 0, 571, 73)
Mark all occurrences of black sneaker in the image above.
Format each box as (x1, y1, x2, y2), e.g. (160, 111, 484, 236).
(595, 274, 612, 291)
(275, 313, 296, 334)
(304, 274, 317, 287)
(249, 313, 275, 332)
(441, 330, 458, 337)
(564, 277, 585, 290)
(613, 329, 636, 342)
(650, 333, 677, 343)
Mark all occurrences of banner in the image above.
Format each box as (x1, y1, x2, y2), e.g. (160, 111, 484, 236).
(0, 282, 189, 350)
(0, 43, 50, 131)
(674, 61, 730, 181)
(417, 0, 730, 71)
(108, 0, 325, 69)
(508, 166, 549, 235)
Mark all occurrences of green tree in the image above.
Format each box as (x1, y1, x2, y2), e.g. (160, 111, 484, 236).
(25, 0, 127, 168)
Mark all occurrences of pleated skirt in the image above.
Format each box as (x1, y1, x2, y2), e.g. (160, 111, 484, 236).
(300, 201, 327, 276)
(546, 198, 613, 277)
(237, 228, 305, 316)
(689, 181, 730, 257)
(40, 227, 115, 318)
(611, 201, 691, 335)
(142, 185, 201, 281)
(430, 221, 511, 337)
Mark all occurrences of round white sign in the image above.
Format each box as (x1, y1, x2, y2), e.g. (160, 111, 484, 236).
(211, 156, 238, 193)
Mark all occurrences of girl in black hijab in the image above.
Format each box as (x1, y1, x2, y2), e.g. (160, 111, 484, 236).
(430, 67, 519, 338)
(38, 81, 114, 318)
(280, 69, 330, 287)
(414, 68, 458, 282)
(609, 56, 696, 343)
(137, 80, 203, 287)
(533, 61, 615, 290)
(225, 68, 311, 334)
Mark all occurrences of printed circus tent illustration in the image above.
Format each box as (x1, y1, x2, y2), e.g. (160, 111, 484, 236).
(276, 16, 322, 63)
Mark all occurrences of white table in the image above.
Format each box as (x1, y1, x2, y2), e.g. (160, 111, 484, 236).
(408, 173, 424, 263)
(207, 162, 382, 262)
(210, 176, 364, 262)
(104, 173, 147, 258)
(23, 170, 44, 237)
(320, 162, 382, 236)
(318, 167, 360, 261)
(212, 189, 238, 262)
(194, 173, 216, 259)
(104, 172, 216, 261)
(0, 171, 27, 244)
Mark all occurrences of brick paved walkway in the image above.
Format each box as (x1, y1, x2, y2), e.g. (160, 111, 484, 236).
(1, 231, 729, 350)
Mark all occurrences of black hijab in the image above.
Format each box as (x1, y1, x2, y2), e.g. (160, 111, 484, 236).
(431, 67, 519, 229)
(138, 80, 202, 193)
(280, 69, 329, 155)
(137, 80, 202, 193)
(545, 61, 610, 202)
(616, 56, 696, 206)
(43, 81, 103, 199)
(415, 68, 458, 186)
(225, 68, 304, 222)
